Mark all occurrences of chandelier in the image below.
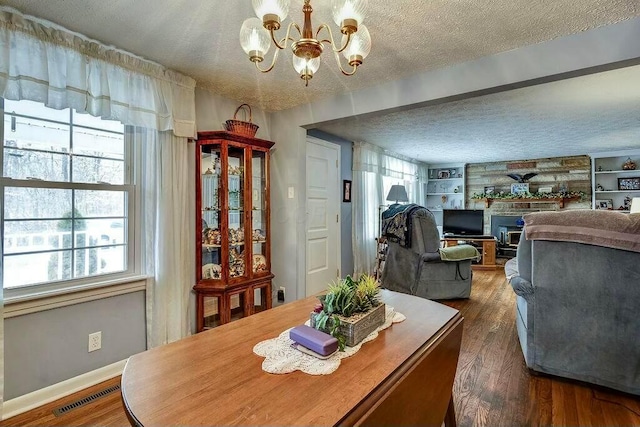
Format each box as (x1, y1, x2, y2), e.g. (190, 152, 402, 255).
(240, 0, 371, 86)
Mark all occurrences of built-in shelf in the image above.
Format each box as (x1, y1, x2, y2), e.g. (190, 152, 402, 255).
(591, 151, 640, 210)
(429, 178, 461, 182)
(479, 196, 581, 208)
(595, 190, 640, 193)
(595, 169, 639, 174)
(426, 164, 465, 215)
(427, 192, 460, 195)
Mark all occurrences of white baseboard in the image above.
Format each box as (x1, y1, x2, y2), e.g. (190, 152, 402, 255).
(2, 359, 127, 420)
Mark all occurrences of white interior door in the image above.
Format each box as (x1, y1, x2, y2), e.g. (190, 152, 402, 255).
(306, 138, 340, 297)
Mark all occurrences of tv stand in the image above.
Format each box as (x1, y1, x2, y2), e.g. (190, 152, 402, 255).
(443, 237, 497, 270)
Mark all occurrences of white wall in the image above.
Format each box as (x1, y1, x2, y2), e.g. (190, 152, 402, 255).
(267, 17, 640, 302)
(195, 88, 271, 139)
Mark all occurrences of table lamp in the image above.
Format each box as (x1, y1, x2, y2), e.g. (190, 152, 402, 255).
(630, 197, 640, 214)
(386, 185, 409, 204)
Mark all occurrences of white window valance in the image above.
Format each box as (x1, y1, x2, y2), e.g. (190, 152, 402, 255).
(353, 141, 425, 181)
(0, 7, 196, 138)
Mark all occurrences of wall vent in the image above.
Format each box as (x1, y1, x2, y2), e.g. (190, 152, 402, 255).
(52, 384, 120, 417)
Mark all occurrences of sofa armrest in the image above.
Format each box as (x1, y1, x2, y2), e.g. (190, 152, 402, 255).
(439, 245, 480, 262)
(510, 276, 534, 297)
(420, 252, 442, 263)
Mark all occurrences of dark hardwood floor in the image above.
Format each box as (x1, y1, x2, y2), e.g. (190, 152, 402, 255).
(442, 269, 640, 427)
(3, 270, 639, 426)
(0, 376, 129, 426)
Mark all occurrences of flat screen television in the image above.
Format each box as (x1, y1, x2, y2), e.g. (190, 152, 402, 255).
(442, 209, 484, 236)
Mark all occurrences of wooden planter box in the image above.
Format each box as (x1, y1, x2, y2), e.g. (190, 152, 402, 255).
(310, 303, 386, 347)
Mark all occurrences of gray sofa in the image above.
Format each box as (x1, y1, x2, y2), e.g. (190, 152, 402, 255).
(381, 206, 475, 300)
(506, 210, 640, 395)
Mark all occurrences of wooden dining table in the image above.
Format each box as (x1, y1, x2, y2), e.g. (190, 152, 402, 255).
(121, 289, 463, 426)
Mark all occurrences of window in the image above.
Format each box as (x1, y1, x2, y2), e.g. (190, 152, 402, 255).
(2, 99, 134, 293)
(381, 176, 415, 204)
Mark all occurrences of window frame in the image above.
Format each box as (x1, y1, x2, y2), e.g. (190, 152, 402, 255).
(1, 98, 139, 302)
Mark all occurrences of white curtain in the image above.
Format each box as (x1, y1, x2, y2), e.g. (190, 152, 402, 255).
(134, 128, 194, 347)
(352, 169, 383, 276)
(0, 7, 198, 408)
(0, 7, 196, 137)
(352, 142, 428, 275)
(411, 163, 430, 205)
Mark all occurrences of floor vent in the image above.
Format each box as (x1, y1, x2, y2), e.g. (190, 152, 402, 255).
(52, 384, 121, 417)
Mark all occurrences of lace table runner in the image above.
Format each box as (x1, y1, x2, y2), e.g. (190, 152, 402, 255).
(253, 306, 406, 375)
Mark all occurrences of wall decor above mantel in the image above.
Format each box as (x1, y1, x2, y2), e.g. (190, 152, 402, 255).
(466, 155, 591, 234)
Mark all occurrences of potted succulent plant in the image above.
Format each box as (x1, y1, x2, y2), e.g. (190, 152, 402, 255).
(310, 274, 385, 350)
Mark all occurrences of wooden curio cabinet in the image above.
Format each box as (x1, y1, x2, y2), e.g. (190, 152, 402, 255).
(194, 131, 274, 332)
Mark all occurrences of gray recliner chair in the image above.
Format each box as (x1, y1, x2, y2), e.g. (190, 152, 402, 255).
(506, 210, 640, 395)
(381, 206, 475, 300)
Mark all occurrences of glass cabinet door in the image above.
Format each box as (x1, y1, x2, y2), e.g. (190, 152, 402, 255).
(202, 295, 221, 329)
(228, 146, 247, 279)
(201, 146, 222, 280)
(229, 290, 246, 322)
(195, 132, 274, 332)
(251, 150, 269, 275)
(253, 284, 270, 314)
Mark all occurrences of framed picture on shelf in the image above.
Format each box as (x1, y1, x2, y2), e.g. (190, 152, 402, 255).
(343, 180, 352, 202)
(597, 199, 613, 210)
(618, 177, 640, 190)
(484, 186, 495, 195)
(511, 183, 530, 194)
(437, 170, 450, 179)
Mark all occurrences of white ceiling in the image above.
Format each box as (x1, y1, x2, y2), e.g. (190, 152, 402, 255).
(315, 64, 640, 163)
(2, 0, 640, 163)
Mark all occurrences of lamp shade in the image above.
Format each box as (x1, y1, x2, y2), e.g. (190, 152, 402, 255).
(386, 185, 409, 203)
(252, 0, 290, 21)
(341, 24, 371, 61)
(240, 18, 271, 57)
(332, 0, 368, 26)
(293, 55, 320, 75)
(630, 197, 640, 214)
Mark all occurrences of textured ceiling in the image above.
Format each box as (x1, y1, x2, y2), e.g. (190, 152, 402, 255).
(2, 0, 640, 164)
(316, 65, 640, 164)
(1, 0, 639, 112)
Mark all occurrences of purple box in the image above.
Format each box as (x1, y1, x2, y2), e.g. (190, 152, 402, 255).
(289, 325, 338, 356)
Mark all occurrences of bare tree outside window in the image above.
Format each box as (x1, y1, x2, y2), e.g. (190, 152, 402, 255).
(2, 99, 131, 289)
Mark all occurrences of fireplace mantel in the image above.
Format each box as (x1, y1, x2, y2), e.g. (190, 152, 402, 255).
(478, 195, 581, 209)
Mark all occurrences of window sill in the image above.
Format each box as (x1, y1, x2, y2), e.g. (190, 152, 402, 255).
(4, 275, 149, 318)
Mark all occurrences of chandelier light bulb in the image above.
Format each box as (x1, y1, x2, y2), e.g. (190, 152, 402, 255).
(341, 24, 371, 63)
(293, 55, 320, 74)
(331, 0, 368, 29)
(240, 18, 271, 61)
(252, 0, 291, 27)
(293, 55, 320, 86)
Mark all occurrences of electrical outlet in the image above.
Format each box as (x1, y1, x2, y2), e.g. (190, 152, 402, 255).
(88, 331, 102, 352)
(277, 286, 285, 302)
